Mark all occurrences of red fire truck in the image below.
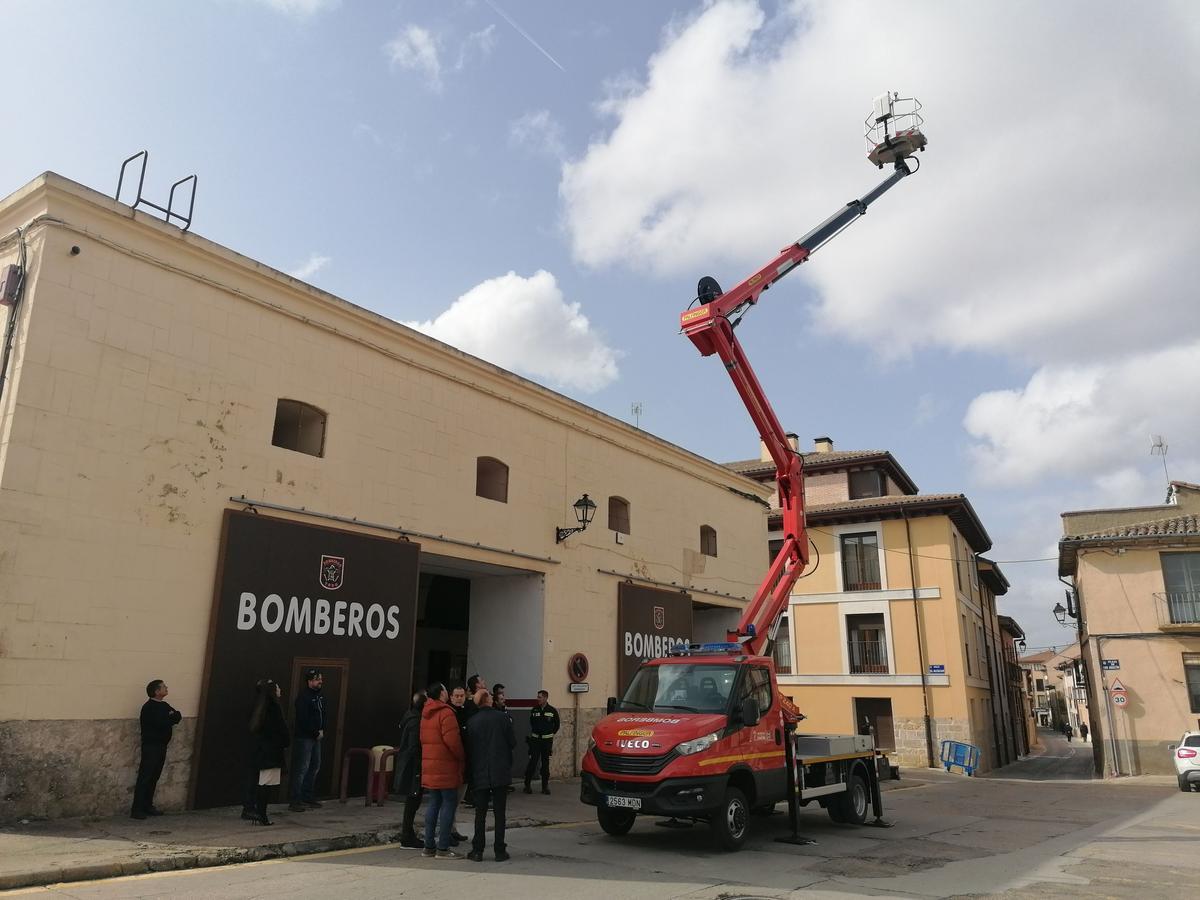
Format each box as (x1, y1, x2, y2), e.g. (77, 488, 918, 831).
(580, 94, 927, 850)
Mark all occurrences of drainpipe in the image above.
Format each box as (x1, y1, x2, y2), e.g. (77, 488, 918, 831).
(902, 505, 936, 768)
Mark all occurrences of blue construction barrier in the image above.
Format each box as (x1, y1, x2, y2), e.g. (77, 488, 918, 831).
(940, 740, 981, 776)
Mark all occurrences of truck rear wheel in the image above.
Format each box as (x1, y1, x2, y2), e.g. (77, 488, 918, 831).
(827, 771, 869, 826)
(711, 785, 750, 851)
(597, 806, 637, 836)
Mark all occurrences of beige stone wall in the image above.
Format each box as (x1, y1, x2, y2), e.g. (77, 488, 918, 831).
(0, 718, 195, 820)
(0, 175, 773, 816)
(804, 471, 846, 506)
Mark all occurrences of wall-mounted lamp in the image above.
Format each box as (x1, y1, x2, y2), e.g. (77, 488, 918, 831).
(1053, 587, 1079, 627)
(1017, 638, 1027, 653)
(555, 493, 597, 544)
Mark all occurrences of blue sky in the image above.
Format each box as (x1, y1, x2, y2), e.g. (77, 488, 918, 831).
(3, 0, 1197, 652)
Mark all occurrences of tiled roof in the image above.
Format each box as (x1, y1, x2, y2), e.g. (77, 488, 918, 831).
(765, 492, 992, 553)
(724, 449, 890, 475)
(724, 449, 920, 495)
(1064, 512, 1200, 541)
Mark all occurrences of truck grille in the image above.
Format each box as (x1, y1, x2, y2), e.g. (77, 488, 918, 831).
(591, 747, 677, 776)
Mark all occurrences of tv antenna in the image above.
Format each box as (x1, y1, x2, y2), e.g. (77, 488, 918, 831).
(631, 402, 643, 429)
(1150, 433, 1171, 488)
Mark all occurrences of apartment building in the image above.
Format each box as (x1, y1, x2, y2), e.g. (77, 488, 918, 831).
(1059, 481, 1200, 776)
(725, 438, 1009, 771)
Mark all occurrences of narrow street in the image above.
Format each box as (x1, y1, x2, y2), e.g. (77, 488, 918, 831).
(984, 728, 1096, 781)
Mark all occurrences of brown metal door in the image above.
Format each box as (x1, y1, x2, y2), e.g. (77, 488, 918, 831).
(288, 657, 349, 800)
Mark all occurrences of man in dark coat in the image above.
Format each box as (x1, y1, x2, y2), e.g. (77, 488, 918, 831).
(523, 690, 559, 795)
(289, 668, 325, 811)
(465, 690, 515, 862)
(394, 691, 425, 848)
(131, 679, 182, 819)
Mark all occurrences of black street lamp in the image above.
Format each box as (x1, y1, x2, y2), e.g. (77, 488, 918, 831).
(1053, 602, 1068, 626)
(556, 493, 597, 544)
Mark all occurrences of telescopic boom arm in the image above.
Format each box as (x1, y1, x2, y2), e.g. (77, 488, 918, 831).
(680, 157, 916, 658)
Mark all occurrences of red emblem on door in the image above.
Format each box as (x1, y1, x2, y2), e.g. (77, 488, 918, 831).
(319, 555, 345, 591)
(653, 606, 665, 630)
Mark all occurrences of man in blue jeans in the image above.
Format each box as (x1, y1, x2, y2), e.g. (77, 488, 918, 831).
(289, 668, 325, 812)
(419, 682, 465, 859)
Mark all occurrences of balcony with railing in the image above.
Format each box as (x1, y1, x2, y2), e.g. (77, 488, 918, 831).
(848, 638, 889, 674)
(1154, 591, 1200, 629)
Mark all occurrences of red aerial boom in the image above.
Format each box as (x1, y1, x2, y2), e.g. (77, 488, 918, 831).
(680, 94, 926, 659)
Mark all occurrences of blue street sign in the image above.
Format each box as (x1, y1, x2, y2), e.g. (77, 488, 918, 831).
(1101, 659, 1120, 671)
(928, 664, 945, 674)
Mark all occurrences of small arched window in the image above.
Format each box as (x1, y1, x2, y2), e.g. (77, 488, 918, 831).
(700, 525, 718, 557)
(271, 399, 326, 457)
(476, 456, 509, 503)
(608, 496, 631, 535)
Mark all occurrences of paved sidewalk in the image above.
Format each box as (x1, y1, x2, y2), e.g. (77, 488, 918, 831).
(0, 783, 589, 892)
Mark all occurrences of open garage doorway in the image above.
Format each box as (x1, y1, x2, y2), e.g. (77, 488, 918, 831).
(412, 553, 545, 702)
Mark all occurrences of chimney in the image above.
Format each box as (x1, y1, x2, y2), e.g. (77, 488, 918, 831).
(813, 436, 834, 453)
(760, 433, 802, 461)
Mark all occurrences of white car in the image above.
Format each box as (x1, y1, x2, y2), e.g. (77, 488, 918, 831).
(1172, 731, 1200, 792)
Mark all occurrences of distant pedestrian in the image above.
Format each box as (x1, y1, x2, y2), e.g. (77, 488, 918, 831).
(1062, 721, 1073, 742)
(465, 690, 515, 862)
(394, 690, 425, 849)
(420, 682, 465, 859)
(289, 668, 325, 812)
(1080, 721, 1089, 742)
(524, 689, 560, 795)
(131, 679, 182, 819)
(247, 678, 290, 826)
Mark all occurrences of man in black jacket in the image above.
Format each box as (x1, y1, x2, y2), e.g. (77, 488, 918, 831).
(131, 679, 182, 819)
(465, 690, 515, 862)
(523, 690, 559, 795)
(289, 668, 325, 812)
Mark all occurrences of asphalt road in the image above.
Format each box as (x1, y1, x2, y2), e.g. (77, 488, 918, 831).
(11, 769, 1196, 899)
(983, 729, 1096, 781)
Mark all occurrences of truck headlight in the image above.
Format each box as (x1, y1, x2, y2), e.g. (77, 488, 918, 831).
(676, 731, 720, 756)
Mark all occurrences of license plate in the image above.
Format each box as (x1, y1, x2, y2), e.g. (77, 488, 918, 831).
(606, 795, 642, 810)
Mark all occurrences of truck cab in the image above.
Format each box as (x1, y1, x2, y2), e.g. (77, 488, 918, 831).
(581, 652, 789, 850)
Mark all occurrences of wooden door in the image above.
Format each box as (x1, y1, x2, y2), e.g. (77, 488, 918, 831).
(288, 657, 350, 800)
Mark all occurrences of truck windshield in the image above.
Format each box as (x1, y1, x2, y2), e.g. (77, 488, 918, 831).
(618, 664, 737, 714)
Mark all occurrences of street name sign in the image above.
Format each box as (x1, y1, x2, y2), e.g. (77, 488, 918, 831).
(1101, 658, 1120, 671)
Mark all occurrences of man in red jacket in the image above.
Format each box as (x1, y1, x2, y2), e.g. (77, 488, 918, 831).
(419, 683, 464, 859)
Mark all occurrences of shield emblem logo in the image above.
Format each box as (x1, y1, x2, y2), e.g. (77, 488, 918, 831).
(653, 606, 665, 631)
(319, 555, 345, 591)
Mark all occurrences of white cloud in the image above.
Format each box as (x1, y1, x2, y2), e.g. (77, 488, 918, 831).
(386, 25, 442, 90)
(254, 0, 339, 17)
(404, 271, 620, 393)
(560, 1, 1200, 365)
(964, 340, 1200, 486)
(288, 253, 331, 281)
(456, 25, 497, 70)
(385, 23, 497, 91)
(510, 110, 566, 159)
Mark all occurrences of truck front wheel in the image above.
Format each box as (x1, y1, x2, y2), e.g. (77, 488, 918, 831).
(597, 806, 637, 836)
(711, 785, 750, 851)
(827, 771, 869, 825)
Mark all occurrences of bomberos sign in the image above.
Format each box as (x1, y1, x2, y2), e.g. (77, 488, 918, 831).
(617, 582, 693, 693)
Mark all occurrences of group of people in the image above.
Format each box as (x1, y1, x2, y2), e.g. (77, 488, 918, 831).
(391, 674, 560, 861)
(129, 668, 561, 862)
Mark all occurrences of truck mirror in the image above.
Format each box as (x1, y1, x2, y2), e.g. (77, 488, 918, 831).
(607, 697, 618, 715)
(740, 698, 761, 727)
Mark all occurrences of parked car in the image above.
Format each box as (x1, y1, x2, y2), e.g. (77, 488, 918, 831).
(1171, 731, 1200, 792)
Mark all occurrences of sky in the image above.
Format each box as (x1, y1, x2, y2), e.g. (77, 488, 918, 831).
(2, 0, 1197, 653)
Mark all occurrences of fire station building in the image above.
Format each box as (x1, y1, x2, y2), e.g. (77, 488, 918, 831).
(0, 174, 771, 819)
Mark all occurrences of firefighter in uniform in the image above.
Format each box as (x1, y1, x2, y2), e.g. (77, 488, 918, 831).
(523, 690, 559, 794)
